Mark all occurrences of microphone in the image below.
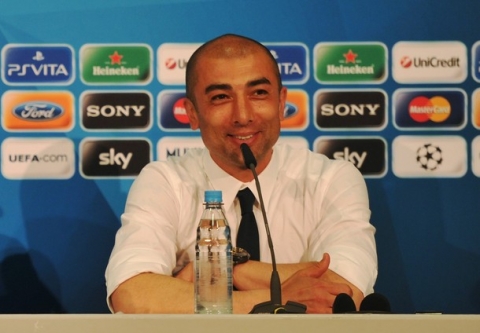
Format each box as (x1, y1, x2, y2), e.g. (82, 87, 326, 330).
(332, 293, 356, 314)
(359, 292, 391, 313)
(239, 143, 306, 314)
(333, 292, 391, 314)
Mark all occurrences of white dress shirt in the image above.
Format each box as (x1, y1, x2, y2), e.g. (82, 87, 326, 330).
(105, 144, 378, 309)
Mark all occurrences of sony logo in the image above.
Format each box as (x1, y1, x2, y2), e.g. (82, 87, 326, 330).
(86, 105, 145, 117)
(321, 103, 380, 116)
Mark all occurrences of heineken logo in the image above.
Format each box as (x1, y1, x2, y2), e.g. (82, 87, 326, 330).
(314, 42, 387, 84)
(80, 44, 152, 85)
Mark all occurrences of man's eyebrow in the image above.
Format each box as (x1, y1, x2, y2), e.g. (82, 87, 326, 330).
(205, 83, 232, 95)
(204, 77, 272, 95)
(247, 77, 271, 87)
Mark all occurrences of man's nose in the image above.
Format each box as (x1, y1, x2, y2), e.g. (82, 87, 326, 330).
(233, 97, 254, 125)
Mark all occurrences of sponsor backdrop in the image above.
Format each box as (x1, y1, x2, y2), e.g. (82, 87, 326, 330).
(0, 0, 479, 314)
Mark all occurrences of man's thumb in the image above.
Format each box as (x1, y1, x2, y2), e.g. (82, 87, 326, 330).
(305, 253, 330, 278)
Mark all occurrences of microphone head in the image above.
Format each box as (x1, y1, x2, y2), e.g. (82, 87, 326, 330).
(332, 293, 356, 314)
(359, 292, 391, 313)
(240, 143, 257, 168)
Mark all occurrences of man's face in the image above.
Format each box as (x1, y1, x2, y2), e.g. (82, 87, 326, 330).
(185, 50, 287, 176)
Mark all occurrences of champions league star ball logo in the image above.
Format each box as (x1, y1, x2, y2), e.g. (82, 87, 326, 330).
(416, 143, 443, 171)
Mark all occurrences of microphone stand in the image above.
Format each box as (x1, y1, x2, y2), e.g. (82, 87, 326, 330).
(241, 144, 306, 314)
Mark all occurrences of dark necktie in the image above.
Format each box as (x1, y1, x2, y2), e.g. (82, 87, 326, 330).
(236, 188, 260, 261)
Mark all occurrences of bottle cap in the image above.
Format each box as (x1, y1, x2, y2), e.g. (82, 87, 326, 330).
(205, 190, 222, 203)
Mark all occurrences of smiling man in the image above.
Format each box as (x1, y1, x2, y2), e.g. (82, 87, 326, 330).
(105, 34, 377, 314)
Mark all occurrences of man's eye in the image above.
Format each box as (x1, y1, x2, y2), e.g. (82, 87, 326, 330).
(253, 89, 268, 96)
(211, 94, 229, 101)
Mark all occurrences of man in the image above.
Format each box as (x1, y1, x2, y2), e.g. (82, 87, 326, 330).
(105, 33, 377, 314)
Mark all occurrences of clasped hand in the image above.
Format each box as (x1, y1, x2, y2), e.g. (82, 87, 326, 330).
(174, 253, 354, 314)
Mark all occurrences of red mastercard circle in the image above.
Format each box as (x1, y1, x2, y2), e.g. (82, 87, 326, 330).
(409, 96, 432, 122)
(173, 98, 190, 124)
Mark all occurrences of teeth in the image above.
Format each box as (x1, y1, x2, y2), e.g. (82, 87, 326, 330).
(235, 135, 253, 140)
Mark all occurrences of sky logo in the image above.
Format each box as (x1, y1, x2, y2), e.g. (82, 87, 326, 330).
(314, 136, 387, 178)
(1, 44, 75, 85)
(265, 43, 309, 84)
(80, 138, 151, 178)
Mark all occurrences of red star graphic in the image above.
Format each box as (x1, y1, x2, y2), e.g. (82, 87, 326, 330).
(109, 51, 123, 65)
(343, 49, 358, 63)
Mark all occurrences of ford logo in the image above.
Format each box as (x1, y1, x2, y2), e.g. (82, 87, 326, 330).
(13, 102, 64, 121)
(283, 102, 298, 119)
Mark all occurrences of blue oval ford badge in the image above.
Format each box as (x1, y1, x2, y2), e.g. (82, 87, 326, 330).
(283, 102, 298, 119)
(13, 102, 64, 121)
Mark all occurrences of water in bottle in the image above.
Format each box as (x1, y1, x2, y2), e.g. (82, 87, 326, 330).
(194, 190, 233, 314)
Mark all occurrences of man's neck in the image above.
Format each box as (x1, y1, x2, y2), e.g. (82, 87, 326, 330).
(211, 149, 273, 183)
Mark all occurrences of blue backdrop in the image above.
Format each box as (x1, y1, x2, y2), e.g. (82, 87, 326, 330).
(0, 0, 479, 314)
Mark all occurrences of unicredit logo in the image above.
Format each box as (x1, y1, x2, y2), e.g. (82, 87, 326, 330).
(400, 56, 460, 69)
(392, 41, 467, 83)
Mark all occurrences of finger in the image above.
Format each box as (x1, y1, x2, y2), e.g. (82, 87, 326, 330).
(302, 253, 330, 278)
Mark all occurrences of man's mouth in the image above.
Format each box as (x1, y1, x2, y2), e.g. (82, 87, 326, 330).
(234, 134, 254, 140)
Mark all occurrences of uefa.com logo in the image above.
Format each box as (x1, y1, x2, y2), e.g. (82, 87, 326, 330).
(313, 42, 387, 84)
(1, 44, 75, 85)
(313, 136, 387, 178)
(1, 138, 75, 179)
(80, 44, 153, 85)
(392, 41, 467, 83)
(392, 135, 467, 178)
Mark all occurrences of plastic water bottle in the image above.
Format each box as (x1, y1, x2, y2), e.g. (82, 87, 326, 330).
(194, 190, 233, 314)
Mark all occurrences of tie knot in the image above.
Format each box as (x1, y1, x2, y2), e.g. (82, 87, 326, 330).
(237, 188, 255, 215)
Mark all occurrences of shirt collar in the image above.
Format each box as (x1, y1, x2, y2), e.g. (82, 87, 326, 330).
(202, 148, 279, 211)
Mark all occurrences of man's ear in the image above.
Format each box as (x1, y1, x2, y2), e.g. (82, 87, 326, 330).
(184, 98, 199, 130)
(278, 86, 288, 121)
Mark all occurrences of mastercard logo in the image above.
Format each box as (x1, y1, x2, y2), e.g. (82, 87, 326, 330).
(2, 91, 74, 131)
(172, 97, 189, 124)
(408, 96, 450, 123)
